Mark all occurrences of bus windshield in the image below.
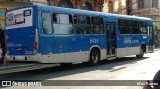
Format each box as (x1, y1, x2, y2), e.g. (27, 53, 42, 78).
(6, 7, 33, 29)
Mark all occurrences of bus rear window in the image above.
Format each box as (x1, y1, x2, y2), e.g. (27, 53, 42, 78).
(6, 7, 33, 29)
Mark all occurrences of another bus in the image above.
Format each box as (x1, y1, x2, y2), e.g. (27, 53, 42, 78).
(5, 5, 154, 65)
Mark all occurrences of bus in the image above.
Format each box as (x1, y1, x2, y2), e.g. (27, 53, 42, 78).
(5, 5, 154, 65)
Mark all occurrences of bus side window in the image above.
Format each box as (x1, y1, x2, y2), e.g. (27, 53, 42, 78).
(74, 15, 91, 34)
(140, 21, 147, 34)
(118, 19, 129, 34)
(130, 20, 140, 34)
(91, 17, 104, 34)
(53, 13, 73, 34)
(42, 12, 52, 35)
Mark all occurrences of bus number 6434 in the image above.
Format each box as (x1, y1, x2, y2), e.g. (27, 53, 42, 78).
(90, 38, 99, 44)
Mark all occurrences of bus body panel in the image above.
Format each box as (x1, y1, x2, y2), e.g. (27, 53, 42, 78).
(115, 19, 153, 57)
(40, 34, 106, 63)
(37, 6, 107, 63)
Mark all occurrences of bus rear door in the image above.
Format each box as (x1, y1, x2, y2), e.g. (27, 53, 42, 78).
(106, 23, 116, 58)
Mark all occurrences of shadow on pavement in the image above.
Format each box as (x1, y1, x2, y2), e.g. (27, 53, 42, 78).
(0, 56, 149, 80)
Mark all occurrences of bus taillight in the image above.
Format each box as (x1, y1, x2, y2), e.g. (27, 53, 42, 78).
(33, 29, 39, 54)
(34, 41, 38, 51)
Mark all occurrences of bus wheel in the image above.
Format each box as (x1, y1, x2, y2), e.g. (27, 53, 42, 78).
(136, 48, 144, 58)
(89, 49, 100, 66)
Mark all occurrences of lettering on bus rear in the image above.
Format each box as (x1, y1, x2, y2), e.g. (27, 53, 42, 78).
(7, 42, 22, 47)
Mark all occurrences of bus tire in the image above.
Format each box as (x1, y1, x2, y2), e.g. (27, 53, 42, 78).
(136, 48, 144, 58)
(89, 49, 100, 66)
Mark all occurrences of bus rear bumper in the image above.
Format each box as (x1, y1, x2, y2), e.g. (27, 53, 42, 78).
(5, 53, 43, 63)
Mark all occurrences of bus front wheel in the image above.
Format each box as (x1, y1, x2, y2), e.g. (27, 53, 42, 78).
(136, 48, 144, 58)
(89, 49, 100, 66)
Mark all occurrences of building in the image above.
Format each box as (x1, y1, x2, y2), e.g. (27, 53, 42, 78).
(0, 0, 133, 13)
(103, 0, 132, 14)
(0, 0, 104, 12)
(131, 0, 160, 28)
(131, 0, 160, 47)
(0, 0, 135, 14)
(0, 0, 30, 9)
(47, 0, 104, 11)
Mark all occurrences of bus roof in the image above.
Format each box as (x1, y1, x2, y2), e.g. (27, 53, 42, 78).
(7, 4, 152, 21)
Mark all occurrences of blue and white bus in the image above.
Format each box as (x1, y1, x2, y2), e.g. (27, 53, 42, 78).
(5, 5, 154, 65)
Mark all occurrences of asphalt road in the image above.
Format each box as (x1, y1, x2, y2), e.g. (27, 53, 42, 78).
(0, 49, 160, 89)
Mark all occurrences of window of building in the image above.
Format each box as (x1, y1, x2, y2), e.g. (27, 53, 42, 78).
(126, 0, 132, 15)
(52, 13, 73, 34)
(58, 0, 74, 8)
(152, 0, 158, 8)
(74, 15, 91, 34)
(42, 12, 52, 35)
(108, 1, 113, 13)
(6, 0, 29, 2)
(118, 19, 129, 34)
(9, 0, 15, 2)
(138, 0, 144, 9)
(91, 17, 104, 34)
(130, 20, 140, 34)
(82, 2, 93, 11)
